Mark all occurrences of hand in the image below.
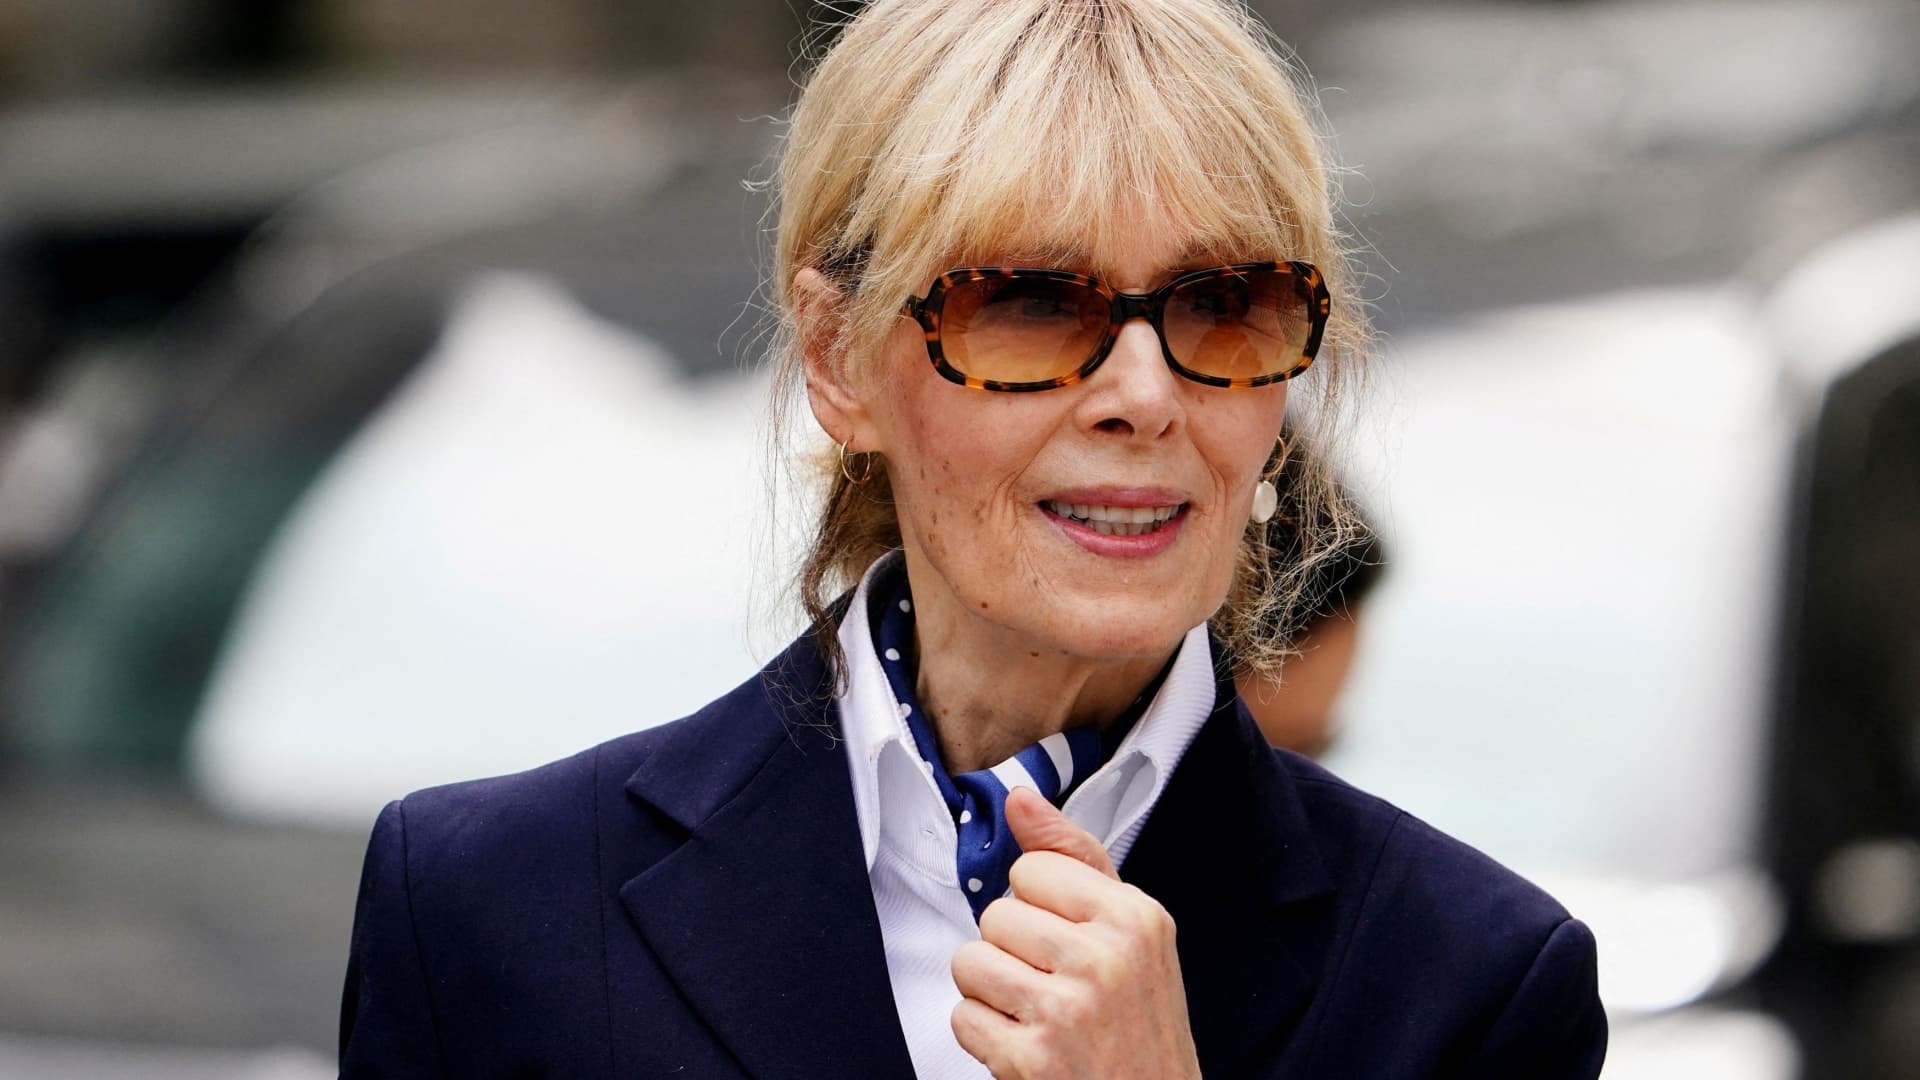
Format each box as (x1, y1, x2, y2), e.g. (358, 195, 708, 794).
(949, 787, 1202, 1080)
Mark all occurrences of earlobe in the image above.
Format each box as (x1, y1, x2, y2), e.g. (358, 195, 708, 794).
(794, 267, 870, 447)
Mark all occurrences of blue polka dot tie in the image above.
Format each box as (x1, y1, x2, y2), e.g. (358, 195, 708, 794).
(871, 569, 1106, 920)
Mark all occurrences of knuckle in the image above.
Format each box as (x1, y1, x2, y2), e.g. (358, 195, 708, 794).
(1010, 849, 1060, 883)
(978, 896, 1018, 937)
(949, 1000, 980, 1045)
(950, 940, 986, 979)
(951, 1002, 998, 1059)
(1059, 980, 1099, 1024)
(1084, 946, 1129, 989)
(1005, 856, 1035, 894)
(1009, 1039, 1049, 1079)
(1119, 885, 1175, 935)
(1143, 899, 1177, 939)
(1036, 968, 1098, 1014)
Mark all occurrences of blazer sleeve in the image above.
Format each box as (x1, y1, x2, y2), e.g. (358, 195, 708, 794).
(1459, 916, 1609, 1078)
(339, 799, 447, 1078)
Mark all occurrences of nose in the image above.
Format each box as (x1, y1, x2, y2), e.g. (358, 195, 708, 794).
(1081, 316, 1181, 439)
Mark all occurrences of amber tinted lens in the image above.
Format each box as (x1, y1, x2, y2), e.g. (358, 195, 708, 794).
(937, 275, 1109, 385)
(1161, 268, 1312, 381)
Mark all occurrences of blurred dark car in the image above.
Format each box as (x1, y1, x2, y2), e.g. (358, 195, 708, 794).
(1754, 218, 1920, 1080)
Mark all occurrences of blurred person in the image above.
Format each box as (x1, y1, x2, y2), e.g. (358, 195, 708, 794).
(1237, 443, 1385, 756)
(339, 1, 1606, 1077)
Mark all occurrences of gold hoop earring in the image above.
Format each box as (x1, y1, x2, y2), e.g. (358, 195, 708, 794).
(839, 439, 874, 485)
(1263, 432, 1292, 480)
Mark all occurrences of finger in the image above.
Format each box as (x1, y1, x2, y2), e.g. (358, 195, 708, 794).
(977, 894, 1081, 972)
(1004, 786, 1117, 879)
(951, 996, 1024, 1078)
(1007, 848, 1130, 924)
(950, 939, 1045, 1020)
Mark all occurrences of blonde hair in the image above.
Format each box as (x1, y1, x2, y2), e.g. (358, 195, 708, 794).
(766, 0, 1371, 680)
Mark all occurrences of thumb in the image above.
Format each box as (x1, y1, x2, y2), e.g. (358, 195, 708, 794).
(1004, 786, 1118, 880)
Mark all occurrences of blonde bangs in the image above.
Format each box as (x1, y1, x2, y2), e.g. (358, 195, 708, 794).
(785, 0, 1352, 369)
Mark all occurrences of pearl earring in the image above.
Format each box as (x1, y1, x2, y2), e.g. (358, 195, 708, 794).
(1250, 479, 1278, 524)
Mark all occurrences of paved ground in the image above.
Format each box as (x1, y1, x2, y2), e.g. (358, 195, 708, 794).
(0, 1035, 331, 1080)
(0, 776, 364, 1058)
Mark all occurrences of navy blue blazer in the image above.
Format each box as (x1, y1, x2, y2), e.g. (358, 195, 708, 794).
(340, 632, 1607, 1077)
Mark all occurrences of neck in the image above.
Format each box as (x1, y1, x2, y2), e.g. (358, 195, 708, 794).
(900, 550, 1179, 774)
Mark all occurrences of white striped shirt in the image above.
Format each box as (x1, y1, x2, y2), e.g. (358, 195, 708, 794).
(836, 554, 1219, 1079)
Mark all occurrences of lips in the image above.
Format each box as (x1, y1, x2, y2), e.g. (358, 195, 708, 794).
(1036, 487, 1192, 555)
(1040, 500, 1184, 536)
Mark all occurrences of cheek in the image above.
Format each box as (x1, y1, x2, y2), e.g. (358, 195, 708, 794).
(895, 405, 1038, 548)
(879, 386, 1045, 568)
(1191, 385, 1289, 496)
(1186, 388, 1288, 608)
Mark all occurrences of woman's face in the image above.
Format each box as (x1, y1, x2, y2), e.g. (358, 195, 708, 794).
(848, 222, 1290, 662)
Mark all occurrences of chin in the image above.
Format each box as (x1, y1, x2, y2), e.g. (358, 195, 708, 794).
(1033, 595, 1204, 661)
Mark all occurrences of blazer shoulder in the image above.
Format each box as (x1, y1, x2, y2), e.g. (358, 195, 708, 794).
(1277, 749, 1574, 933)
(389, 711, 714, 870)
(388, 642, 827, 883)
(1275, 752, 1604, 1075)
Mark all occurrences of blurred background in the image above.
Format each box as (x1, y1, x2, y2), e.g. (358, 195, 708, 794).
(0, 0, 1915, 1076)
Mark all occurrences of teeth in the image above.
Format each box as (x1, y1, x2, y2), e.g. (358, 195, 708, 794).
(1044, 500, 1184, 534)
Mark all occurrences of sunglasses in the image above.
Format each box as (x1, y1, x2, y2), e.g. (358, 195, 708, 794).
(900, 261, 1329, 392)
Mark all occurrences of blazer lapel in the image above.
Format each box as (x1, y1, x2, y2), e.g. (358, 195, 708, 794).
(602, 632, 1334, 1079)
(611, 639, 916, 1079)
(1121, 659, 1337, 1080)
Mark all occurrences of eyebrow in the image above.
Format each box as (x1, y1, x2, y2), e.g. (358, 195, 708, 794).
(961, 241, 1243, 278)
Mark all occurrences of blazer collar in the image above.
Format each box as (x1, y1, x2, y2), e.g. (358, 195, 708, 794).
(1119, 643, 1336, 1079)
(615, 632, 918, 1079)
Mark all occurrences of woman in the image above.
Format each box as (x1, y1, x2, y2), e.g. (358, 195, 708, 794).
(340, 1, 1607, 1076)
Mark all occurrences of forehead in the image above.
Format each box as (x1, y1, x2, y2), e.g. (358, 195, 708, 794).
(929, 203, 1268, 284)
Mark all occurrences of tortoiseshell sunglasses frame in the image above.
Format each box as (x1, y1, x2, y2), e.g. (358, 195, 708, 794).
(900, 261, 1330, 392)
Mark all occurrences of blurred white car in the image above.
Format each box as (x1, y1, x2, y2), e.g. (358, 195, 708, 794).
(1326, 213, 1920, 1078)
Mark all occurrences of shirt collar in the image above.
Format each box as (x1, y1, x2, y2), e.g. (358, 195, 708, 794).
(835, 551, 1217, 874)
(837, 551, 932, 873)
